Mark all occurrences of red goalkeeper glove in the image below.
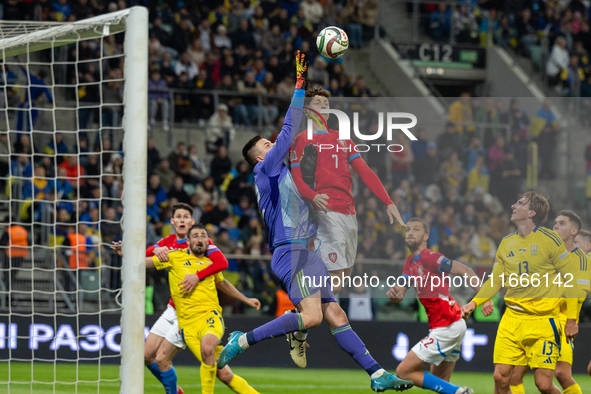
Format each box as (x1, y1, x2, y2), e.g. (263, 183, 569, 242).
(295, 50, 308, 90)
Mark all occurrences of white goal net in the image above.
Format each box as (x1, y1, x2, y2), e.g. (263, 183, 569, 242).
(0, 7, 147, 394)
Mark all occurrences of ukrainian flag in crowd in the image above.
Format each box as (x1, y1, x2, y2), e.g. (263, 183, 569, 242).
(530, 107, 559, 138)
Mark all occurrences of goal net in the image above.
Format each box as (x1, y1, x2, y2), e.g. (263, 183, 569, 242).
(0, 7, 147, 394)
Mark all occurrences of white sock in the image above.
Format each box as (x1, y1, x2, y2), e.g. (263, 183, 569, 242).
(370, 369, 386, 379)
(294, 331, 308, 341)
(238, 334, 250, 349)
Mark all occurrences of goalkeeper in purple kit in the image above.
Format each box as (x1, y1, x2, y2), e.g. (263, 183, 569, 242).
(216, 51, 413, 392)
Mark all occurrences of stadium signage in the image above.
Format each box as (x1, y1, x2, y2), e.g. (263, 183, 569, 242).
(306, 110, 418, 144)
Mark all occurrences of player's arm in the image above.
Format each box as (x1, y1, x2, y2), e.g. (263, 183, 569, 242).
(260, 51, 307, 175)
(216, 278, 261, 310)
(552, 243, 580, 339)
(350, 154, 404, 227)
(179, 242, 229, 293)
(146, 253, 172, 270)
(387, 284, 409, 303)
(462, 250, 505, 318)
(448, 260, 495, 316)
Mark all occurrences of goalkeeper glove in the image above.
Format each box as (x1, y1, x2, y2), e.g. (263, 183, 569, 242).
(295, 50, 308, 90)
(300, 143, 318, 189)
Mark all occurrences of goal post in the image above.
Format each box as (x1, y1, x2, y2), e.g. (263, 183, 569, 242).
(0, 6, 148, 394)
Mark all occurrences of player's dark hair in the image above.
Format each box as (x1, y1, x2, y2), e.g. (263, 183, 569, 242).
(172, 203, 193, 217)
(305, 87, 330, 98)
(242, 135, 264, 167)
(188, 223, 207, 237)
(407, 217, 429, 234)
(577, 229, 591, 244)
(556, 210, 582, 233)
(519, 191, 549, 226)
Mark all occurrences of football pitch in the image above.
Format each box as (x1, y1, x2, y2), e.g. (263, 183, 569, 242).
(1, 362, 591, 393)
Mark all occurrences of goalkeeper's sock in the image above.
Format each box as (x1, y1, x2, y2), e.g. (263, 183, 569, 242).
(200, 363, 216, 394)
(245, 312, 301, 346)
(330, 323, 381, 376)
(422, 372, 460, 394)
(510, 383, 525, 394)
(147, 362, 163, 383)
(564, 384, 583, 394)
(160, 367, 178, 394)
(285, 310, 309, 340)
(227, 373, 260, 394)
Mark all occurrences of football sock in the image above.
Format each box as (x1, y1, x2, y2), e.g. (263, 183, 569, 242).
(564, 384, 582, 394)
(160, 367, 178, 394)
(510, 383, 525, 394)
(330, 323, 380, 376)
(422, 372, 460, 394)
(245, 312, 301, 346)
(147, 362, 163, 383)
(200, 363, 216, 394)
(227, 374, 260, 394)
(286, 310, 309, 341)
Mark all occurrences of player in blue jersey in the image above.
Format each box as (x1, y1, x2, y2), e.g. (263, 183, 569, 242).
(216, 51, 413, 392)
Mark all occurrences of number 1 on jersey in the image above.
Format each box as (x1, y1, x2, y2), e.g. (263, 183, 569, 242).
(332, 154, 338, 169)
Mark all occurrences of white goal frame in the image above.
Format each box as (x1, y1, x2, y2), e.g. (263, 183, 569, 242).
(0, 7, 148, 394)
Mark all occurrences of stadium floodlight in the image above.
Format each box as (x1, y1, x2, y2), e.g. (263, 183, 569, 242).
(0, 6, 147, 394)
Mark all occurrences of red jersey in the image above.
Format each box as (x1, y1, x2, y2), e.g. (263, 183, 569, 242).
(146, 235, 225, 309)
(290, 129, 360, 214)
(402, 248, 461, 329)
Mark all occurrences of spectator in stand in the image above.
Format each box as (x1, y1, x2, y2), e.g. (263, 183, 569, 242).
(342, 0, 363, 48)
(452, 5, 478, 44)
(516, 8, 538, 56)
(146, 193, 162, 231)
(167, 176, 190, 204)
(250, 6, 270, 45)
(474, 97, 501, 150)
(147, 174, 168, 208)
(235, 71, 266, 125)
(226, 161, 255, 205)
(202, 198, 230, 226)
(561, 54, 585, 96)
(102, 69, 123, 130)
(193, 69, 216, 120)
(150, 17, 171, 49)
(430, 3, 451, 41)
(537, 124, 557, 179)
(232, 19, 257, 52)
(167, 142, 190, 180)
(147, 138, 160, 175)
(171, 17, 193, 55)
(147, 70, 170, 131)
(488, 135, 505, 173)
(351, 76, 371, 96)
(174, 51, 199, 81)
(214, 24, 233, 52)
(585, 140, 591, 172)
(495, 148, 521, 209)
(439, 152, 463, 194)
(469, 224, 496, 265)
(301, 0, 323, 30)
(308, 57, 329, 87)
(436, 122, 462, 162)
(448, 92, 475, 140)
(411, 129, 428, 160)
(467, 155, 490, 195)
(413, 141, 438, 188)
(187, 38, 206, 68)
(508, 98, 530, 137)
(360, 0, 378, 41)
(546, 36, 569, 86)
(390, 133, 413, 188)
(188, 145, 207, 184)
(262, 25, 285, 58)
(45, 132, 68, 156)
(210, 145, 232, 186)
(196, 176, 219, 208)
(207, 104, 235, 153)
(464, 137, 486, 172)
(154, 159, 175, 191)
(59, 155, 85, 187)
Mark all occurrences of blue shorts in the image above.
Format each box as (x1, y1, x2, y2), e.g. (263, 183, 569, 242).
(271, 243, 336, 307)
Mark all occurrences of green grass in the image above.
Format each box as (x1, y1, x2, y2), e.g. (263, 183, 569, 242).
(0, 362, 590, 393)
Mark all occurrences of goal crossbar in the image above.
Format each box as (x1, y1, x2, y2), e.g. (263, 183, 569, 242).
(0, 9, 132, 59)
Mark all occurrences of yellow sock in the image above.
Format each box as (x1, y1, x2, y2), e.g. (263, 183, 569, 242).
(510, 383, 525, 394)
(564, 384, 583, 394)
(227, 374, 260, 394)
(200, 363, 216, 394)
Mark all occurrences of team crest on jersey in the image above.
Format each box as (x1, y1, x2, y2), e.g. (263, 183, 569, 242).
(337, 139, 346, 147)
(329, 253, 337, 263)
(290, 150, 297, 162)
(531, 245, 538, 255)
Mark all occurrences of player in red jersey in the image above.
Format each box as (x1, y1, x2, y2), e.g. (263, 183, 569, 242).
(112, 203, 228, 394)
(387, 218, 494, 394)
(286, 87, 405, 369)
(290, 87, 405, 295)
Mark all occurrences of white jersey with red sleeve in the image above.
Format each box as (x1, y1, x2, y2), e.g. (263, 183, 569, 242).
(402, 248, 462, 329)
(146, 237, 226, 309)
(290, 129, 359, 215)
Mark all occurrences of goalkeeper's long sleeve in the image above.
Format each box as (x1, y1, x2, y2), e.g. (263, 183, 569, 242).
(291, 165, 319, 201)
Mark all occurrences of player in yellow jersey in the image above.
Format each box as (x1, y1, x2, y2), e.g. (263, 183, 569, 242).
(147, 224, 261, 394)
(574, 229, 591, 257)
(574, 229, 591, 377)
(508, 210, 590, 394)
(461, 192, 579, 394)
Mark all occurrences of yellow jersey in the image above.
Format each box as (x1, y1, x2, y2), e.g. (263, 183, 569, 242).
(153, 249, 224, 328)
(559, 247, 591, 323)
(474, 226, 578, 319)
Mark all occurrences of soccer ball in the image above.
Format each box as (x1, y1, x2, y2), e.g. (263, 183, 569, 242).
(316, 26, 349, 59)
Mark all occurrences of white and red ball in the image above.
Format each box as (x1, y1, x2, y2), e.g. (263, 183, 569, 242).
(316, 26, 349, 59)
